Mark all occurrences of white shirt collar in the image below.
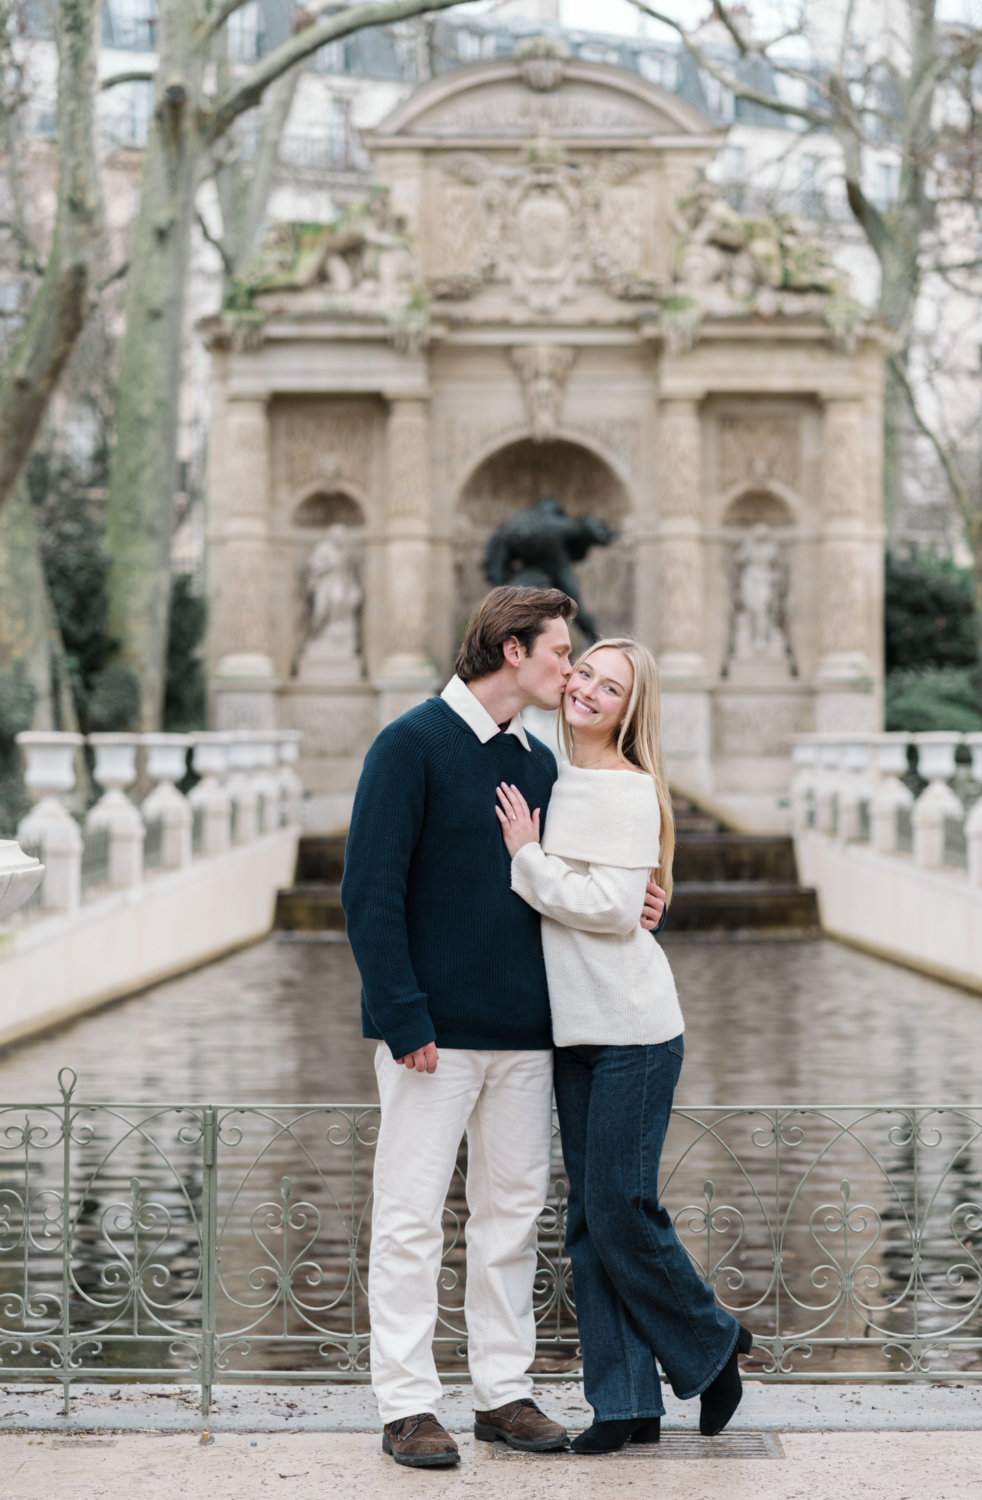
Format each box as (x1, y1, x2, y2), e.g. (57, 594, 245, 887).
(440, 674, 531, 751)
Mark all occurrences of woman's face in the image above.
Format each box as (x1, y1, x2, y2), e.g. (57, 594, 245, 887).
(562, 648, 634, 742)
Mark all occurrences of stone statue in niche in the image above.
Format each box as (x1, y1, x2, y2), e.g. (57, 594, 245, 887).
(298, 525, 363, 682)
(729, 524, 791, 681)
(482, 495, 614, 642)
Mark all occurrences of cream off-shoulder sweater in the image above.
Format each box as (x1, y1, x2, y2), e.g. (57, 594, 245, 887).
(510, 762, 684, 1048)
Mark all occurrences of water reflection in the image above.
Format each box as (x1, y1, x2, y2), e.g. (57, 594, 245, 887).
(2, 936, 982, 1381)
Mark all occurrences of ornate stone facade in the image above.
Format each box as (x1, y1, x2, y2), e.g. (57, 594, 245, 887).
(203, 56, 883, 833)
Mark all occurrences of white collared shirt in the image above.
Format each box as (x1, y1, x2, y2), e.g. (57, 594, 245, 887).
(440, 674, 531, 752)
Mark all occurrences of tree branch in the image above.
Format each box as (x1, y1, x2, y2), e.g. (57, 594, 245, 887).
(625, 0, 834, 128)
(195, 207, 235, 277)
(888, 350, 973, 527)
(100, 70, 156, 91)
(206, 0, 468, 144)
(200, 0, 260, 47)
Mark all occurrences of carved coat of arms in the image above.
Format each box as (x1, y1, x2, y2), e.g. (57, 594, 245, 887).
(430, 143, 660, 314)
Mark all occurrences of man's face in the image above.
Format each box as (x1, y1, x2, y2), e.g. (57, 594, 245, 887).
(511, 616, 573, 710)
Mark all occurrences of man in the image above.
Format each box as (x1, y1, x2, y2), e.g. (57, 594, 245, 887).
(342, 586, 665, 1469)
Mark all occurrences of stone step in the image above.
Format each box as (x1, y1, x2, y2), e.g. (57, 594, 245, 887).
(294, 836, 347, 885)
(274, 883, 345, 932)
(668, 881, 820, 935)
(673, 833, 799, 885)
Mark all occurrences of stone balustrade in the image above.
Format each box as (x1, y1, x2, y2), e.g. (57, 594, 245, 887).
(791, 729, 982, 993)
(791, 730, 982, 881)
(6, 729, 304, 921)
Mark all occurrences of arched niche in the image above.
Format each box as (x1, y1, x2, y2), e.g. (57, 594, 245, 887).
(721, 489, 794, 529)
(290, 490, 366, 675)
(455, 438, 632, 644)
(293, 490, 365, 529)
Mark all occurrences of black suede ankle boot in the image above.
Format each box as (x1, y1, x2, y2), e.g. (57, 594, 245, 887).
(628, 1418, 661, 1444)
(571, 1418, 655, 1455)
(699, 1325, 753, 1437)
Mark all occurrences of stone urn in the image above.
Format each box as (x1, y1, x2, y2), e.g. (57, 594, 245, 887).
(0, 840, 45, 923)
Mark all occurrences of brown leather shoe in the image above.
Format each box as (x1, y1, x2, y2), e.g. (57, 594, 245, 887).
(381, 1413, 460, 1468)
(474, 1398, 568, 1451)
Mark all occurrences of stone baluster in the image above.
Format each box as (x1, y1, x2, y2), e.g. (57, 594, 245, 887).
(276, 731, 304, 826)
(789, 735, 819, 835)
(0, 840, 45, 923)
(376, 397, 437, 725)
(141, 734, 193, 868)
(814, 398, 877, 732)
(252, 732, 283, 834)
(15, 731, 83, 914)
(911, 732, 963, 869)
(226, 732, 260, 843)
(655, 399, 706, 679)
(87, 734, 145, 887)
(869, 734, 913, 854)
(814, 736, 843, 835)
(837, 736, 873, 843)
(209, 392, 278, 731)
(963, 734, 982, 884)
(189, 734, 233, 856)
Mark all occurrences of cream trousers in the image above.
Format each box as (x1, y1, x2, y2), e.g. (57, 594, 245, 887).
(369, 1043, 554, 1423)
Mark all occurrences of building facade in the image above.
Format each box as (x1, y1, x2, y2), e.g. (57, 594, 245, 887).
(203, 55, 884, 832)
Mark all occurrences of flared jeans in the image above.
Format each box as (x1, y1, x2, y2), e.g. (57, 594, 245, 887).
(554, 1037, 739, 1420)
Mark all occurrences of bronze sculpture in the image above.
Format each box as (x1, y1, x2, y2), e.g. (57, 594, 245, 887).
(482, 496, 614, 642)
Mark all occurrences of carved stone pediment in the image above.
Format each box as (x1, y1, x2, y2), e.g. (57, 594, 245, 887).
(370, 58, 715, 143)
(406, 79, 680, 139)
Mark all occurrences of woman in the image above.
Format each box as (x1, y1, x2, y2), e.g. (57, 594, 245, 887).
(494, 637, 751, 1454)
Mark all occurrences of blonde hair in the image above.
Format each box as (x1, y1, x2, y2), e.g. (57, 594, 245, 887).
(560, 637, 676, 901)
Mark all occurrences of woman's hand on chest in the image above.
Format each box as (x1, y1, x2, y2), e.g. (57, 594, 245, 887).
(495, 782, 541, 858)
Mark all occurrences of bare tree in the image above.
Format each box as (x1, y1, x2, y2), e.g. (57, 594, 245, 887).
(102, 0, 467, 729)
(629, 0, 982, 612)
(0, 0, 102, 516)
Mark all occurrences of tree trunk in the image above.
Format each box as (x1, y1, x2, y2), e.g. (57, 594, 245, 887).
(0, 479, 79, 734)
(0, 0, 101, 517)
(103, 0, 206, 730)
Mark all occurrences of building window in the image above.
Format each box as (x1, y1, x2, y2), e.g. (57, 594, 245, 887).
(701, 71, 735, 121)
(872, 160, 899, 211)
(799, 154, 821, 219)
(719, 143, 746, 209)
(638, 52, 677, 90)
(102, 0, 158, 52)
(228, 1, 265, 63)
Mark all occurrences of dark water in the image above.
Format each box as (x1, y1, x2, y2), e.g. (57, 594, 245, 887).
(2, 935, 982, 1382)
(1, 933, 980, 1106)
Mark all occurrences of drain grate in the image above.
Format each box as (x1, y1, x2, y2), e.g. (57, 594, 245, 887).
(492, 1431, 783, 1461)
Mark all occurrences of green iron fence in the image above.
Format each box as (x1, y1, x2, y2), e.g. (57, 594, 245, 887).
(3, 1071, 982, 1418)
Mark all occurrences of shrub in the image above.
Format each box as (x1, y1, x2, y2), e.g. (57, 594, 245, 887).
(885, 551, 979, 671)
(884, 666, 982, 733)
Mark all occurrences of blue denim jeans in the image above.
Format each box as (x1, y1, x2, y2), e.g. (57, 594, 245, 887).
(553, 1038, 739, 1420)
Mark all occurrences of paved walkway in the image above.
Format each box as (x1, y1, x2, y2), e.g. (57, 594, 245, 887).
(0, 1429, 980, 1500)
(2, 1383, 982, 1497)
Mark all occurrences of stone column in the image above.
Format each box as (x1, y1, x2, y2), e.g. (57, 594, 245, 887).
(210, 393, 278, 731)
(655, 399, 711, 792)
(375, 397, 437, 726)
(815, 398, 877, 733)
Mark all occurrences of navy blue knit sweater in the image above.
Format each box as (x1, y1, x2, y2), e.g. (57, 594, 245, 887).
(341, 696, 558, 1057)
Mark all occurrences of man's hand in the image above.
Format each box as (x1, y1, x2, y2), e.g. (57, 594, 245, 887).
(640, 878, 666, 931)
(393, 1041, 439, 1073)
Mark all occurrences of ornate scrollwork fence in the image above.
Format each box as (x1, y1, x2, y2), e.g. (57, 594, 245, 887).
(3, 1071, 982, 1414)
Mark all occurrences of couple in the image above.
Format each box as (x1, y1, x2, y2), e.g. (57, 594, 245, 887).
(341, 586, 750, 1468)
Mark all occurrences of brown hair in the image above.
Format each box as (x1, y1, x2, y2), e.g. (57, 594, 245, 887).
(455, 586, 577, 682)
